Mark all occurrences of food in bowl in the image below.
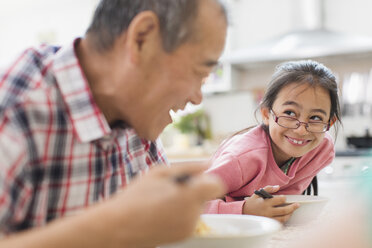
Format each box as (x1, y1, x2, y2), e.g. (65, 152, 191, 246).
(284, 195, 329, 226)
(194, 219, 212, 236)
(161, 214, 281, 248)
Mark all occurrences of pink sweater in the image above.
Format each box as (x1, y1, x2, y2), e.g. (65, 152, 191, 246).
(204, 126, 334, 214)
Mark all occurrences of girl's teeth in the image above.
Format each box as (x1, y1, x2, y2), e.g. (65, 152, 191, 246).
(290, 138, 303, 144)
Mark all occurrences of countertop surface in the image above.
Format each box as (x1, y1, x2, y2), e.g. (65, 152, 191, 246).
(268, 197, 340, 248)
(335, 148, 372, 157)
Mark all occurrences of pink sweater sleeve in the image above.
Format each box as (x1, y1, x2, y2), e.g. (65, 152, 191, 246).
(204, 151, 261, 214)
(206, 151, 266, 193)
(204, 199, 245, 214)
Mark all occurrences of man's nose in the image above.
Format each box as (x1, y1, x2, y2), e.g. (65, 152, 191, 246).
(190, 89, 203, 105)
(190, 78, 206, 105)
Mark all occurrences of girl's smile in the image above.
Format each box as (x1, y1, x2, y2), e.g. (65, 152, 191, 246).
(285, 135, 312, 146)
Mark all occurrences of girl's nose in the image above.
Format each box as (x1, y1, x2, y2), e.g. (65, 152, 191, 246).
(293, 122, 309, 135)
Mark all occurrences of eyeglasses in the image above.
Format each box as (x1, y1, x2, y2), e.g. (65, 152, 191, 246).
(270, 110, 330, 133)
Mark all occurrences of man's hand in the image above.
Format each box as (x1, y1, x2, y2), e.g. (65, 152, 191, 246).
(0, 163, 225, 248)
(89, 163, 226, 248)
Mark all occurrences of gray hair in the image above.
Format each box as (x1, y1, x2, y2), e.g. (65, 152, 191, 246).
(86, 0, 227, 52)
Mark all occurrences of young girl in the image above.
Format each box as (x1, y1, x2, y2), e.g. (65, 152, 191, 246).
(204, 60, 341, 223)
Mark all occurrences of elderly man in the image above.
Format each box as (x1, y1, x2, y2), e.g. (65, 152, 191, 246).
(0, 0, 227, 247)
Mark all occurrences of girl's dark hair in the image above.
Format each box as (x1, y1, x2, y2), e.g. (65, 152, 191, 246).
(225, 60, 342, 142)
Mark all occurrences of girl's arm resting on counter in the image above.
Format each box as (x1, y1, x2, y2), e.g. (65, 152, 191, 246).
(203, 199, 245, 214)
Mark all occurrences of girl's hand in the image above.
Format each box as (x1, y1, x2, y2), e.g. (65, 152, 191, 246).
(242, 185, 300, 223)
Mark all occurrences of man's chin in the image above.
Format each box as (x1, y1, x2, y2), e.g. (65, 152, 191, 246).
(135, 115, 172, 141)
(135, 125, 164, 142)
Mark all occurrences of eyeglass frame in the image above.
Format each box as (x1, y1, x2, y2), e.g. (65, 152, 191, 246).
(270, 110, 330, 133)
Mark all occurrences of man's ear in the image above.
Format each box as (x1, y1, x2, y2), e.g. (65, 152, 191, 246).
(260, 107, 270, 125)
(123, 11, 161, 64)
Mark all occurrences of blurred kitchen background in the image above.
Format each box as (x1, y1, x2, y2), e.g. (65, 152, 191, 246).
(166, 0, 372, 161)
(1, 0, 372, 192)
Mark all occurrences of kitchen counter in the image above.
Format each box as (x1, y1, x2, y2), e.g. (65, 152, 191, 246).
(335, 148, 372, 157)
(268, 224, 310, 248)
(164, 141, 219, 164)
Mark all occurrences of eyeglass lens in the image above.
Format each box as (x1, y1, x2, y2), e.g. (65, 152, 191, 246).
(276, 116, 327, 132)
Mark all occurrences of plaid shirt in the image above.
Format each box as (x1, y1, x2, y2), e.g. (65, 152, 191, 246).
(0, 39, 168, 234)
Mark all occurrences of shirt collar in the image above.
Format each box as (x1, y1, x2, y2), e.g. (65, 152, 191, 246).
(52, 38, 111, 143)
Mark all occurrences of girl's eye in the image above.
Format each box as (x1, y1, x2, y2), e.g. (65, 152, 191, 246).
(310, 115, 323, 122)
(283, 110, 296, 117)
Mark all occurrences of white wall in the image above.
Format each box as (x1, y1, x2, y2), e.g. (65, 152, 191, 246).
(0, 0, 98, 68)
(326, 0, 372, 37)
(227, 0, 372, 50)
(203, 91, 258, 138)
(227, 0, 294, 49)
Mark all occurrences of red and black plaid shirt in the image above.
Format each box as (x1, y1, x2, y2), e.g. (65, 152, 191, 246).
(0, 39, 168, 235)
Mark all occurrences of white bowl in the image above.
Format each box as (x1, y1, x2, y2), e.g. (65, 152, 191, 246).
(161, 214, 281, 248)
(284, 195, 329, 226)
